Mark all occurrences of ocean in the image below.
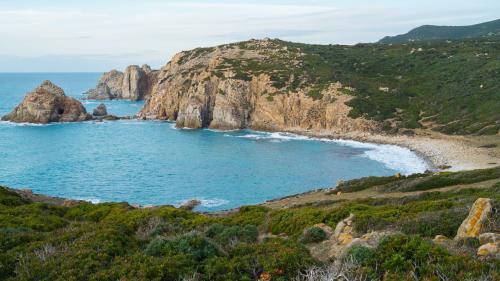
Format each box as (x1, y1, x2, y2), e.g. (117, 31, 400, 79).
(0, 73, 429, 211)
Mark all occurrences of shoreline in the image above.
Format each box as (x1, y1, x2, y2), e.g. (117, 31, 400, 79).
(274, 127, 500, 172)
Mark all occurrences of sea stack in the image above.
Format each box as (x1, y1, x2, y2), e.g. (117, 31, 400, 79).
(85, 64, 159, 101)
(1, 80, 90, 123)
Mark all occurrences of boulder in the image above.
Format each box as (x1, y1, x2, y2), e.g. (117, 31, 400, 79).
(433, 235, 452, 244)
(179, 199, 201, 211)
(477, 243, 498, 257)
(333, 213, 355, 245)
(2, 80, 90, 123)
(455, 198, 493, 240)
(479, 233, 500, 245)
(93, 103, 108, 116)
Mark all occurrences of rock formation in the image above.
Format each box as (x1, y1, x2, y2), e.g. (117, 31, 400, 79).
(139, 39, 377, 133)
(93, 103, 108, 116)
(2, 80, 90, 123)
(455, 198, 493, 240)
(85, 65, 158, 101)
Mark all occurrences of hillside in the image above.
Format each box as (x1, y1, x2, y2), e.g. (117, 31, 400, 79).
(138, 37, 500, 135)
(379, 19, 500, 44)
(1, 168, 499, 280)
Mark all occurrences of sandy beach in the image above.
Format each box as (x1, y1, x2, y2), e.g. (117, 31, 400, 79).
(285, 128, 500, 172)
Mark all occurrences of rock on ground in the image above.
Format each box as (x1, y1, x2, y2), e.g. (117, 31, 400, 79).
(455, 198, 493, 240)
(2, 80, 90, 123)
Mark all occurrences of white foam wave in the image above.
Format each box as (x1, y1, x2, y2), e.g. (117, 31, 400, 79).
(177, 198, 229, 208)
(226, 131, 430, 175)
(0, 120, 53, 127)
(76, 197, 102, 204)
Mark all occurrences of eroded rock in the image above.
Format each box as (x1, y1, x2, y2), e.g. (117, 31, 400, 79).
(85, 65, 158, 101)
(93, 103, 108, 116)
(455, 198, 493, 240)
(477, 243, 499, 257)
(2, 80, 90, 123)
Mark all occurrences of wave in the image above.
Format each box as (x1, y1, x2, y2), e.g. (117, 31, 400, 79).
(177, 198, 229, 208)
(0, 120, 53, 127)
(225, 131, 430, 175)
(76, 197, 102, 204)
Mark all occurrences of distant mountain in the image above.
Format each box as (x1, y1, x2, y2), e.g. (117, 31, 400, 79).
(379, 19, 500, 44)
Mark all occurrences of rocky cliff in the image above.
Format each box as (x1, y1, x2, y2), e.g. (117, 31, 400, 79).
(2, 80, 90, 123)
(139, 39, 377, 133)
(85, 64, 158, 101)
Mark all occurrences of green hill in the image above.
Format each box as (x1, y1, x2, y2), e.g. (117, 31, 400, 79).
(379, 19, 500, 44)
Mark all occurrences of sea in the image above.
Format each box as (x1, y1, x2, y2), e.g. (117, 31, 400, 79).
(0, 73, 430, 211)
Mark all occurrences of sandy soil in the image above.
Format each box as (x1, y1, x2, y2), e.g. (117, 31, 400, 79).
(285, 128, 500, 172)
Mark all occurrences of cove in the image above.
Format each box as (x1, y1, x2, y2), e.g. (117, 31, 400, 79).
(0, 73, 429, 211)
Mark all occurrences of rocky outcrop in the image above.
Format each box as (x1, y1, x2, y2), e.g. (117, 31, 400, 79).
(139, 40, 378, 133)
(2, 80, 90, 123)
(85, 65, 158, 101)
(455, 198, 493, 240)
(93, 103, 108, 116)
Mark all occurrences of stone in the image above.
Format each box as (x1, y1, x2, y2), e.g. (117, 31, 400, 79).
(333, 213, 355, 245)
(455, 198, 493, 240)
(479, 233, 500, 245)
(2, 80, 90, 124)
(122, 65, 148, 101)
(85, 70, 124, 100)
(433, 235, 451, 244)
(179, 199, 201, 211)
(477, 243, 498, 256)
(93, 103, 108, 116)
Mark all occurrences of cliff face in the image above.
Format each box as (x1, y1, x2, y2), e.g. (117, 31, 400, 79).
(139, 40, 377, 133)
(85, 65, 158, 101)
(2, 80, 90, 123)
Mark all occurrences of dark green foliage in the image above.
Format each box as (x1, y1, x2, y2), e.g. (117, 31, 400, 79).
(299, 226, 327, 244)
(379, 19, 500, 44)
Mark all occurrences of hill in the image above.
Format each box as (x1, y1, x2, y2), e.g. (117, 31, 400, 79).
(138, 37, 500, 135)
(379, 19, 500, 44)
(1, 167, 499, 280)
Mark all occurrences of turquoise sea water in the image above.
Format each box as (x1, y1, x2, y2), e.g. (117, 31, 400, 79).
(0, 73, 429, 211)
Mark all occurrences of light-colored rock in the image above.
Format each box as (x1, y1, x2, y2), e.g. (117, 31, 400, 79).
(455, 198, 493, 240)
(179, 199, 201, 211)
(479, 233, 500, 245)
(139, 40, 378, 132)
(93, 103, 108, 116)
(333, 213, 355, 245)
(477, 243, 498, 256)
(433, 235, 451, 244)
(2, 80, 90, 123)
(85, 65, 158, 101)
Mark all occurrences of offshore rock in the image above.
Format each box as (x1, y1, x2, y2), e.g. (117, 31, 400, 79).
(2, 80, 90, 123)
(93, 103, 108, 116)
(85, 65, 158, 101)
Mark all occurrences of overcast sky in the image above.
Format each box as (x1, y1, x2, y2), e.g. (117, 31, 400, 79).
(1, 0, 499, 72)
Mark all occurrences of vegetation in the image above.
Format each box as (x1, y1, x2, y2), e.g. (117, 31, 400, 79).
(1, 167, 499, 280)
(379, 19, 500, 44)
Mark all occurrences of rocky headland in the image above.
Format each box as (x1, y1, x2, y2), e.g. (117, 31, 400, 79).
(84, 64, 158, 101)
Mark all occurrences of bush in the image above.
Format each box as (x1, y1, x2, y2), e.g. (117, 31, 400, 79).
(299, 227, 327, 244)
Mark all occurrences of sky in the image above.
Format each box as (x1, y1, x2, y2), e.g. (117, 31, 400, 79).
(0, 0, 499, 72)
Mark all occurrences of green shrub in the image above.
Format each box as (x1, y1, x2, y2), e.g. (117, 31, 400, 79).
(299, 226, 327, 244)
